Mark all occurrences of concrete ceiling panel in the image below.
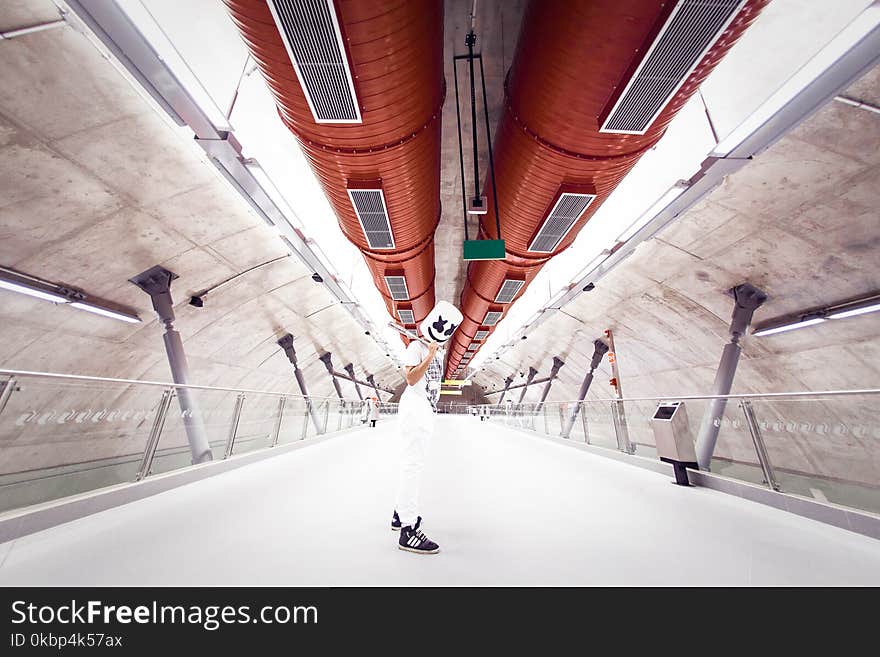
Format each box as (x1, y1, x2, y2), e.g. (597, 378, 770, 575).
(51, 113, 215, 208)
(788, 98, 880, 168)
(145, 183, 265, 249)
(0, 139, 120, 217)
(0, 28, 145, 141)
(14, 205, 195, 299)
(708, 136, 869, 223)
(654, 199, 742, 256)
(0, 0, 61, 33)
(206, 225, 292, 271)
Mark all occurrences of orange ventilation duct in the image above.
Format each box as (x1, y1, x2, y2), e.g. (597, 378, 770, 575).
(223, 0, 444, 331)
(447, 0, 768, 377)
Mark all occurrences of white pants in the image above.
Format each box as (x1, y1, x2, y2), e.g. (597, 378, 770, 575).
(395, 392, 435, 527)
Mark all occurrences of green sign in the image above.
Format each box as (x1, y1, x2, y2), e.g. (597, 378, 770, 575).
(463, 239, 506, 261)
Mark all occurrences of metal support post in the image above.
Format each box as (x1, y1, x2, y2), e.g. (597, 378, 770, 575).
(344, 363, 363, 400)
(580, 403, 590, 444)
(366, 374, 381, 401)
(301, 400, 311, 439)
(129, 266, 212, 464)
(517, 367, 538, 404)
(322, 400, 330, 434)
(696, 283, 767, 470)
(561, 339, 608, 438)
(223, 393, 245, 459)
(536, 357, 565, 411)
(741, 400, 780, 491)
(270, 396, 286, 447)
(318, 352, 344, 400)
(277, 334, 322, 434)
(136, 387, 174, 480)
(497, 376, 513, 404)
(604, 329, 633, 453)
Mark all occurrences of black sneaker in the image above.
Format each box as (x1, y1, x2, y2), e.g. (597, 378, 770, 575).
(398, 522, 440, 555)
(391, 510, 420, 532)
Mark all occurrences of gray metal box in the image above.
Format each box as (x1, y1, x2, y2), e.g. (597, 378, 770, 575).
(651, 402, 696, 463)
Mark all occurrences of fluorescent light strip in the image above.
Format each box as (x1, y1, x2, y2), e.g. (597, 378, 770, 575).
(827, 302, 880, 319)
(753, 317, 825, 336)
(1, 273, 141, 324)
(0, 280, 68, 303)
(69, 301, 141, 324)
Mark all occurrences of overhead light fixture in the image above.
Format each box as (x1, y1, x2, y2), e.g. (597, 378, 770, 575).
(617, 181, 688, 242)
(753, 292, 880, 337)
(0, 279, 68, 303)
(69, 301, 140, 324)
(0, 267, 141, 324)
(826, 302, 880, 319)
(752, 317, 826, 337)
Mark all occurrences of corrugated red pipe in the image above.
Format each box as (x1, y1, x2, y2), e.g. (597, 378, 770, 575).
(447, 0, 768, 376)
(223, 0, 444, 327)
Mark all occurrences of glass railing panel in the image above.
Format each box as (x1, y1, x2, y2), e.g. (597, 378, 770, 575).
(741, 396, 880, 515)
(273, 397, 306, 445)
(615, 398, 656, 458)
(0, 377, 160, 512)
(577, 402, 619, 450)
(326, 401, 344, 434)
(700, 398, 768, 487)
(149, 388, 237, 475)
(302, 400, 322, 440)
(232, 393, 283, 455)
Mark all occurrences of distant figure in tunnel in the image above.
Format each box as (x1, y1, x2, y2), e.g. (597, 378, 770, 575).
(392, 301, 462, 555)
(368, 397, 379, 428)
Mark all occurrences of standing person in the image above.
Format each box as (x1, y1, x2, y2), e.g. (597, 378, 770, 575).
(369, 397, 380, 428)
(391, 301, 461, 555)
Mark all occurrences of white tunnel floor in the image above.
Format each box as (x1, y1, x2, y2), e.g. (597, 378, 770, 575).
(1, 417, 879, 586)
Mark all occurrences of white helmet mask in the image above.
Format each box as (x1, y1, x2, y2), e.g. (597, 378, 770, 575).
(419, 300, 463, 345)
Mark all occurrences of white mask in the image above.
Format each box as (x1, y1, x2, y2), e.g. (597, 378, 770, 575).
(419, 300, 463, 345)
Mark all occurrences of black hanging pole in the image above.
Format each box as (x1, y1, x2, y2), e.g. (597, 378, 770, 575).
(453, 54, 469, 242)
(466, 30, 480, 202)
(479, 54, 501, 241)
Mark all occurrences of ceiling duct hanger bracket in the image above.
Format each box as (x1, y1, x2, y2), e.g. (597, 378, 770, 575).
(454, 29, 505, 261)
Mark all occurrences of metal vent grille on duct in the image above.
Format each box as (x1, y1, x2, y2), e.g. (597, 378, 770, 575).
(495, 279, 525, 304)
(384, 275, 409, 301)
(601, 0, 745, 134)
(397, 308, 415, 324)
(348, 189, 395, 249)
(483, 311, 502, 326)
(267, 0, 362, 123)
(529, 193, 597, 253)
(474, 330, 489, 341)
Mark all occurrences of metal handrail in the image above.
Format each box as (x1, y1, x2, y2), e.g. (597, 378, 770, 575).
(488, 388, 880, 404)
(0, 368, 366, 401)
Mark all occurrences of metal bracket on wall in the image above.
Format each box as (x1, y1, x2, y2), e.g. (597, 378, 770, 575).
(223, 393, 246, 459)
(136, 387, 174, 481)
(270, 396, 286, 447)
(0, 376, 18, 419)
(741, 400, 780, 491)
